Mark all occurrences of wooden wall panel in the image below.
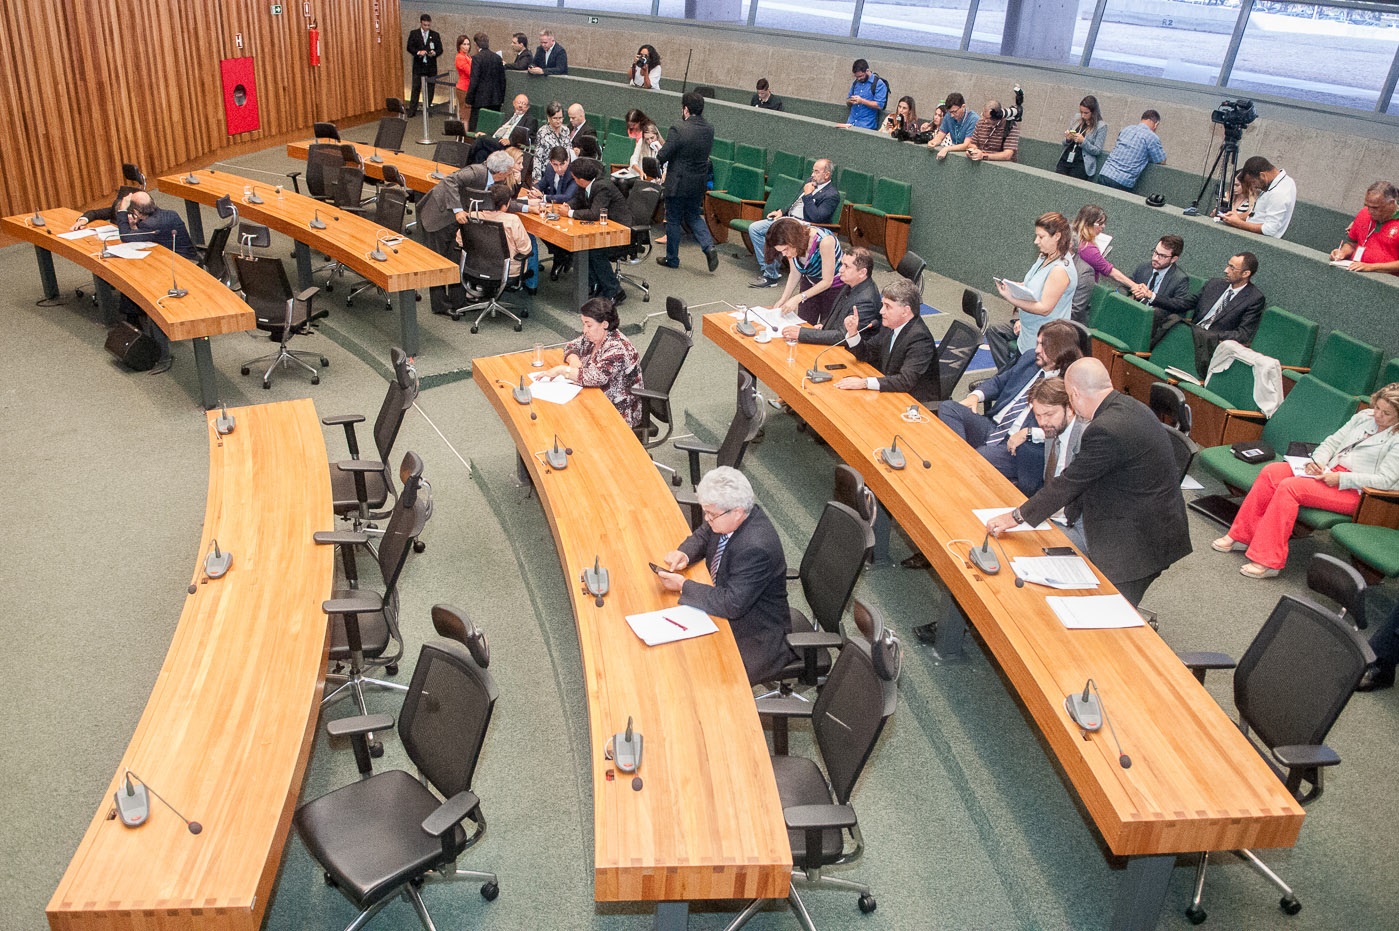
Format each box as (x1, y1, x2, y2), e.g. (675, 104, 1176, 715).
(0, 0, 400, 218)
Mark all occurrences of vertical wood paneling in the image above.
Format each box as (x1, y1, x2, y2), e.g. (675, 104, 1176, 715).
(0, 0, 400, 218)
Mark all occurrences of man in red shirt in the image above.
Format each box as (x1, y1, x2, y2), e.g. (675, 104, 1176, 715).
(1331, 180, 1399, 275)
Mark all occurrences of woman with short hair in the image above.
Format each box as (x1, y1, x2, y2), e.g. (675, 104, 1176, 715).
(542, 297, 645, 426)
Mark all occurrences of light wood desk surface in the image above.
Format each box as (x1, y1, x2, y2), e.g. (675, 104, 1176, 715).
(2, 208, 253, 342)
(704, 314, 1304, 861)
(472, 352, 790, 908)
(47, 399, 334, 931)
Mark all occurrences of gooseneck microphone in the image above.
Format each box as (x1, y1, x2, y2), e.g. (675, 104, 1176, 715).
(29, 209, 46, 227)
(879, 434, 931, 471)
(545, 434, 573, 470)
(246, 185, 264, 204)
(370, 145, 383, 165)
(204, 538, 232, 579)
(215, 402, 236, 436)
(735, 305, 757, 338)
(807, 319, 879, 383)
(1065, 679, 1131, 769)
(969, 531, 1000, 574)
(115, 770, 203, 834)
(582, 556, 610, 607)
(166, 231, 188, 298)
(309, 209, 326, 230)
(430, 161, 445, 181)
(495, 377, 536, 418)
(369, 231, 390, 262)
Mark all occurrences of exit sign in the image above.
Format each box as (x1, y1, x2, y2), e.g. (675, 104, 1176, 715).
(270, 3, 283, 13)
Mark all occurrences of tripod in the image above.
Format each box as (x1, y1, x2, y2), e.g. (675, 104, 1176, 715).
(1183, 124, 1245, 216)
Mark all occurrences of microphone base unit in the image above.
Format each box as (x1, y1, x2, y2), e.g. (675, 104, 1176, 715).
(880, 447, 906, 470)
(204, 550, 233, 579)
(309, 219, 327, 230)
(215, 414, 236, 436)
(184, 173, 201, 185)
(167, 287, 189, 299)
(1065, 691, 1103, 732)
(545, 448, 569, 470)
(735, 321, 757, 338)
(806, 369, 833, 384)
(30, 214, 47, 227)
(370, 154, 384, 164)
(115, 781, 150, 827)
(247, 194, 264, 204)
(512, 387, 532, 405)
(369, 249, 388, 262)
(969, 544, 1000, 575)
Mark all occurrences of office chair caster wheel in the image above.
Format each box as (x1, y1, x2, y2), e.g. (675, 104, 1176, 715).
(263, 379, 272, 389)
(410, 876, 425, 888)
(481, 881, 499, 901)
(311, 376, 320, 385)
(385, 663, 399, 676)
(470, 325, 480, 333)
(415, 292, 421, 301)
(1185, 906, 1206, 924)
(513, 324, 523, 332)
(325, 284, 333, 293)
(323, 872, 338, 887)
(642, 294, 650, 303)
(413, 540, 426, 553)
(521, 309, 530, 318)
(858, 894, 876, 914)
(369, 739, 384, 759)
(1280, 896, 1301, 915)
(241, 366, 250, 375)
(320, 357, 329, 366)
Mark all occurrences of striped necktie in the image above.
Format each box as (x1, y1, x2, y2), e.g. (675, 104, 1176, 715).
(711, 533, 731, 578)
(988, 371, 1043, 445)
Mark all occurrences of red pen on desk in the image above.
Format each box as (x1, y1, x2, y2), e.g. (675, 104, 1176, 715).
(663, 615, 687, 631)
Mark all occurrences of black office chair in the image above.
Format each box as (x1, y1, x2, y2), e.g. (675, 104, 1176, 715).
(1067, 318, 1094, 358)
(833, 464, 888, 566)
(1306, 553, 1370, 631)
(121, 162, 146, 190)
(727, 629, 898, 930)
(633, 319, 692, 449)
(322, 347, 420, 536)
(454, 216, 530, 333)
(962, 288, 988, 335)
(640, 294, 694, 335)
(232, 247, 329, 388)
(313, 120, 342, 142)
(370, 116, 408, 155)
(286, 142, 346, 201)
(342, 186, 411, 308)
(200, 195, 238, 286)
(937, 319, 982, 401)
(766, 500, 869, 699)
(614, 180, 663, 301)
(442, 119, 467, 141)
(673, 370, 765, 527)
(433, 138, 472, 169)
(314, 451, 433, 728)
(895, 249, 926, 297)
(695, 86, 716, 98)
(1148, 382, 1199, 483)
(1176, 594, 1372, 924)
(385, 97, 407, 118)
(293, 606, 499, 931)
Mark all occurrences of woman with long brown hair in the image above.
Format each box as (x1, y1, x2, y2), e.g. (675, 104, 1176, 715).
(763, 217, 844, 326)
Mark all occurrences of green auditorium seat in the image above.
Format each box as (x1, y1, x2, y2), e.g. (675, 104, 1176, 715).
(730, 174, 805, 255)
(1120, 322, 1198, 401)
(1282, 330, 1383, 397)
(475, 109, 503, 137)
(711, 138, 735, 162)
(734, 143, 766, 172)
(607, 115, 629, 141)
(705, 164, 765, 243)
(1331, 524, 1399, 581)
(848, 178, 912, 267)
(1090, 292, 1153, 374)
(769, 151, 804, 184)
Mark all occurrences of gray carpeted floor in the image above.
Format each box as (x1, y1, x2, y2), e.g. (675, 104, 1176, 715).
(2, 118, 1394, 931)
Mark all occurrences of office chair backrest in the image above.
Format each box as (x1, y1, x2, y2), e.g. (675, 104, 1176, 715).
(376, 451, 432, 595)
(380, 164, 407, 189)
(400, 638, 499, 799)
(313, 121, 341, 141)
(896, 250, 926, 296)
(232, 255, 300, 330)
(434, 139, 472, 169)
(386, 96, 406, 117)
(627, 181, 663, 236)
(238, 221, 271, 251)
(797, 501, 868, 635)
(639, 325, 692, 419)
(372, 116, 408, 153)
(373, 347, 420, 465)
(852, 600, 902, 683)
(459, 218, 513, 288)
(962, 288, 987, 333)
(335, 166, 366, 209)
(812, 637, 895, 806)
(202, 221, 234, 283)
(937, 319, 981, 400)
(717, 370, 763, 471)
(122, 162, 146, 189)
(305, 144, 344, 200)
(373, 185, 409, 233)
(442, 119, 467, 141)
(1306, 554, 1369, 631)
(665, 296, 692, 334)
(1234, 594, 1370, 796)
(1161, 424, 1199, 484)
(431, 604, 491, 668)
(1149, 382, 1193, 435)
(832, 464, 878, 553)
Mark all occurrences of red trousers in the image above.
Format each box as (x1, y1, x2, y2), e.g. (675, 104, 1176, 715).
(1228, 461, 1360, 569)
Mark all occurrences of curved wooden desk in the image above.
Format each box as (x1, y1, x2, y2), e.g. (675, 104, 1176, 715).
(286, 139, 631, 308)
(47, 399, 334, 931)
(704, 313, 1305, 930)
(157, 171, 458, 356)
(472, 352, 789, 926)
(2, 208, 254, 409)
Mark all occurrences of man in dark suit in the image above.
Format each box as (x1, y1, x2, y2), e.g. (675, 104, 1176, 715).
(115, 191, 198, 373)
(658, 467, 795, 686)
(655, 91, 718, 271)
(417, 153, 513, 316)
(406, 14, 442, 118)
(528, 29, 568, 75)
(748, 157, 840, 287)
(937, 319, 1083, 494)
(836, 278, 941, 405)
(566, 104, 597, 145)
(781, 248, 880, 344)
(504, 32, 533, 71)
(1123, 234, 1193, 317)
(1155, 251, 1265, 376)
(526, 145, 580, 280)
(1028, 377, 1087, 553)
(988, 358, 1191, 606)
(490, 94, 536, 143)
(561, 158, 633, 305)
(464, 33, 507, 133)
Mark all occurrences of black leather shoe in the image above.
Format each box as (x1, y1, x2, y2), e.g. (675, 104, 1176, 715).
(749, 276, 783, 289)
(901, 553, 931, 569)
(656, 257, 677, 268)
(611, 289, 627, 307)
(706, 248, 719, 272)
(1357, 665, 1396, 692)
(550, 263, 564, 281)
(913, 622, 938, 645)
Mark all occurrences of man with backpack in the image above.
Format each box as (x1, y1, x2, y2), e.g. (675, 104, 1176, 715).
(841, 59, 888, 130)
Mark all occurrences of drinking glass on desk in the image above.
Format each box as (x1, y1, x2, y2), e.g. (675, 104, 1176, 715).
(599, 207, 608, 226)
(532, 343, 543, 367)
(786, 339, 796, 365)
(243, 185, 253, 200)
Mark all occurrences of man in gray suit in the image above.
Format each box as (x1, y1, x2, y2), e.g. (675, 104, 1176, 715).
(1124, 234, 1194, 317)
(417, 151, 514, 316)
(779, 248, 881, 345)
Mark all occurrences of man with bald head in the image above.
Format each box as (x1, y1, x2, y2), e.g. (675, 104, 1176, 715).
(987, 358, 1190, 605)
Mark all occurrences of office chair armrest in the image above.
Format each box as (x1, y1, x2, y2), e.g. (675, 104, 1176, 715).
(784, 803, 857, 832)
(322, 413, 366, 426)
(337, 459, 386, 474)
(632, 387, 670, 402)
(323, 593, 383, 616)
(1357, 487, 1399, 528)
(295, 286, 320, 303)
(422, 789, 482, 837)
(755, 697, 814, 721)
(286, 170, 303, 194)
(788, 631, 843, 651)
(1176, 650, 1235, 684)
(327, 712, 395, 739)
(672, 438, 719, 455)
(313, 530, 370, 546)
(1271, 744, 1340, 770)
(885, 213, 913, 222)
(1279, 364, 1310, 374)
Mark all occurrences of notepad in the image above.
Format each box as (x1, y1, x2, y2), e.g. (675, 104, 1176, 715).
(1046, 594, 1145, 629)
(993, 277, 1037, 303)
(1011, 556, 1099, 590)
(527, 373, 583, 405)
(1284, 456, 1323, 479)
(973, 507, 1050, 532)
(625, 605, 719, 646)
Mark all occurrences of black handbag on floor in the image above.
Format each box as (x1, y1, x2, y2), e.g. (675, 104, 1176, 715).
(105, 320, 160, 371)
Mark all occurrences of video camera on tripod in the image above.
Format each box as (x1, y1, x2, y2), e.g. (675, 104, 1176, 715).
(1184, 98, 1260, 216)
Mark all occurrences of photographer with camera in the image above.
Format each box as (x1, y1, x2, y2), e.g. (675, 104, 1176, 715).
(628, 44, 662, 90)
(1098, 110, 1166, 191)
(884, 96, 935, 143)
(1219, 155, 1296, 239)
(938, 93, 1021, 162)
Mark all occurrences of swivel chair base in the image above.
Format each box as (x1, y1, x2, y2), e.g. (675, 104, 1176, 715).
(325, 861, 500, 931)
(453, 297, 526, 333)
(1184, 848, 1300, 925)
(241, 345, 328, 389)
(723, 867, 875, 931)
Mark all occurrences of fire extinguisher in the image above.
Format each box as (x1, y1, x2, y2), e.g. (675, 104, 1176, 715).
(308, 24, 321, 66)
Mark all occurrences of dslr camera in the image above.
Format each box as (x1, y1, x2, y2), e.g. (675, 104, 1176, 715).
(635, 53, 649, 68)
(989, 86, 1024, 123)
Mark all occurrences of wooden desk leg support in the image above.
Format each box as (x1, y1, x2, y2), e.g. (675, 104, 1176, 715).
(395, 289, 420, 356)
(573, 248, 592, 309)
(1110, 854, 1172, 931)
(33, 246, 58, 300)
(654, 901, 689, 931)
(296, 241, 313, 292)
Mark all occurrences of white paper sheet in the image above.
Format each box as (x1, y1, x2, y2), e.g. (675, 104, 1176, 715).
(1011, 556, 1100, 590)
(974, 507, 1051, 532)
(1047, 594, 1145, 629)
(528, 373, 583, 405)
(624, 605, 719, 646)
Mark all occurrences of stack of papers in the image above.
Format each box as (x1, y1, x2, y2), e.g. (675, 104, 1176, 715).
(528, 373, 583, 405)
(973, 507, 1050, 532)
(1284, 455, 1322, 479)
(624, 605, 719, 646)
(102, 242, 157, 260)
(1046, 594, 1145, 629)
(731, 305, 801, 336)
(1010, 556, 1099, 590)
(58, 224, 119, 241)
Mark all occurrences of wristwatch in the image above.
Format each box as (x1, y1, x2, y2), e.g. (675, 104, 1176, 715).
(1010, 508, 1024, 525)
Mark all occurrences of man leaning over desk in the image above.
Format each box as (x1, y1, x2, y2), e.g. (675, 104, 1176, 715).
(417, 151, 515, 317)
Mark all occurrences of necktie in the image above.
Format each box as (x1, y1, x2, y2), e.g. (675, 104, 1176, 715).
(880, 330, 893, 371)
(1044, 429, 1059, 482)
(1147, 270, 1161, 294)
(1199, 289, 1233, 329)
(711, 533, 731, 578)
(988, 371, 1042, 445)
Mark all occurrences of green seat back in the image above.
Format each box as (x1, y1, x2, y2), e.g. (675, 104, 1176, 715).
(715, 164, 764, 202)
(734, 175, 806, 234)
(872, 178, 911, 214)
(1379, 358, 1399, 388)
(530, 103, 544, 123)
(1190, 358, 1260, 412)
(607, 116, 629, 140)
(601, 134, 633, 169)
(1331, 524, 1399, 577)
(1261, 375, 1358, 451)
(1147, 323, 1197, 372)
(819, 189, 845, 228)
(1308, 331, 1383, 396)
(838, 168, 874, 207)
(1188, 274, 1208, 299)
(1091, 292, 1153, 354)
(1086, 283, 1114, 328)
(734, 143, 766, 171)
(475, 109, 503, 137)
(709, 157, 733, 192)
(1250, 306, 1318, 368)
(711, 138, 735, 162)
(801, 155, 819, 178)
(769, 151, 803, 182)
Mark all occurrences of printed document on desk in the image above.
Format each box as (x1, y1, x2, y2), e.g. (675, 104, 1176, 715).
(974, 507, 1051, 532)
(1047, 594, 1145, 629)
(731, 305, 801, 335)
(528, 373, 584, 405)
(625, 605, 719, 646)
(1011, 556, 1100, 590)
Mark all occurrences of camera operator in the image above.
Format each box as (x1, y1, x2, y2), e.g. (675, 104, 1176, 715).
(884, 96, 935, 143)
(628, 44, 662, 90)
(938, 94, 1020, 162)
(1219, 155, 1296, 239)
